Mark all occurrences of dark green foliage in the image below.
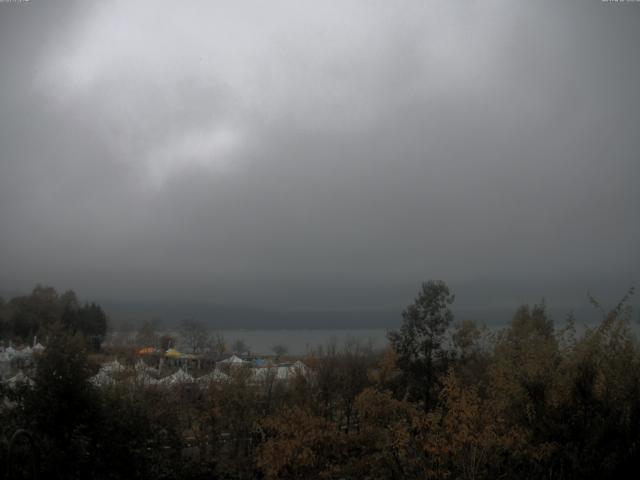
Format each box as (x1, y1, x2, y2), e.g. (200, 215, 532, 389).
(0, 297, 10, 339)
(8, 327, 102, 479)
(2, 285, 108, 350)
(93, 388, 184, 480)
(451, 319, 491, 386)
(2, 326, 186, 480)
(387, 280, 455, 408)
(8, 285, 62, 340)
(62, 301, 108, 351)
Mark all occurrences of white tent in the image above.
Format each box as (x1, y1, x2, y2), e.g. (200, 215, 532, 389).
(89, 371, 115, 387)
(197, 370, 230, 385)
(158, 369, 194, 386)
(101, 359, 125, 374)
(276, 365, 291, 380)
(135, 359, 159, 377)
(251, 367, 274, 382)
(136, 371, 158, 386)
(249, 365, 290, 382)
(249, 361, 309, 384)
(32, 343, 45, 352)
(290, 360, 309, 377)
(135, 359, 147, 371)
(12, 348, 31, 360)
(218, 354, 246, 365)
(6, 371, 35, 388)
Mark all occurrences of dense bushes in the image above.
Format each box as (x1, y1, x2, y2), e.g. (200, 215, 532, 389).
(257, 286, 640, 480)
(1, 282, 639, 479)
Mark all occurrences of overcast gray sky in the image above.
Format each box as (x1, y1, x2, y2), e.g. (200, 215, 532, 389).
(1, 0, 638, 326)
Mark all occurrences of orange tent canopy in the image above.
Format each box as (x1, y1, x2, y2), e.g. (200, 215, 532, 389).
(138, 347, 155, 355)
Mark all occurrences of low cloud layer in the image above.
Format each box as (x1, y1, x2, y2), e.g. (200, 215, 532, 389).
(1, 1, 638, 324)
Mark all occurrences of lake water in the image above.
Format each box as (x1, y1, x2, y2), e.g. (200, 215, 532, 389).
(108, 328, 391, 356)
(215, 329, 390, 356)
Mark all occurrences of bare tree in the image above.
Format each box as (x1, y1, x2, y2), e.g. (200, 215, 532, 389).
(232, 338, 249, 355)
(179, 318, 210, 353)
(159, 333, 176, 351)
(135, 318, 160, 347)
(271, 344, 288, 360)
(213, 331, 227, 356)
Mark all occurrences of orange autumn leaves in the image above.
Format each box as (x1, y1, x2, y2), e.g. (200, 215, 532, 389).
(258, 370, 523, 480)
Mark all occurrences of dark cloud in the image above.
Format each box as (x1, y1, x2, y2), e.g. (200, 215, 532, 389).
(1, 1, 638, 326)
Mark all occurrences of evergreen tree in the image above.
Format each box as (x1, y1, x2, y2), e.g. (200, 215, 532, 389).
(388, 280, 454, 409)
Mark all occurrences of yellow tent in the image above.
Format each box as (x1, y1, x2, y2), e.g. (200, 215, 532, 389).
(165, 348, 182, 359)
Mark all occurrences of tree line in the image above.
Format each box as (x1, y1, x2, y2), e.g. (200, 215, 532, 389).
(0, 285, 107, 351)
(1, 281, 639, 479)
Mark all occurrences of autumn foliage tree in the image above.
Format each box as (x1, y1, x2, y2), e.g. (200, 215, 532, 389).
(3, 282, 640, 479)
